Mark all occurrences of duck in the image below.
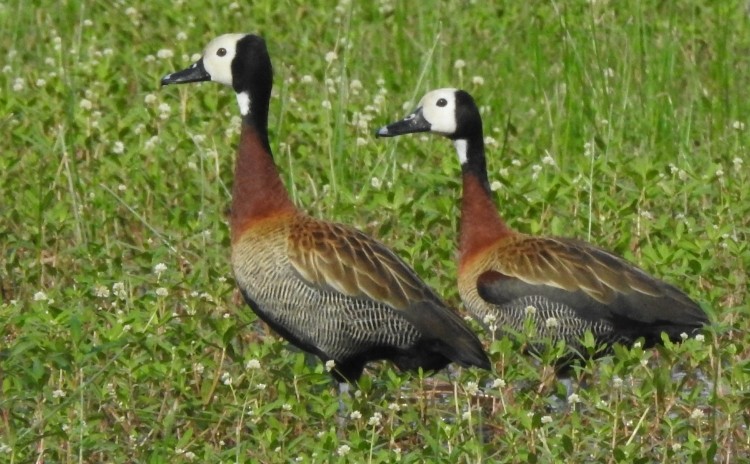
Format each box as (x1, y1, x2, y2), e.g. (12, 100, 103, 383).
(376, 88, 709, 364)
(160, 37, 490, 383)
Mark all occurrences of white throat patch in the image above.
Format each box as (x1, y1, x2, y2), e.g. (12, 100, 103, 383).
(236, 91, 251, 116)
(453, 139, 468, 165)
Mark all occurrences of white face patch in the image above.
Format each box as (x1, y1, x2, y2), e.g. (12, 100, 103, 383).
(453, 139, 468, 165)
(201, 33, 247, 86)
(419, 88, 459, 135)
(236, 91, 251, 116)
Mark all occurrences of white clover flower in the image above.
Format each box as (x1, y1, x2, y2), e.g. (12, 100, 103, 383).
(633, 341, 642, 349)
(144, 94, 157, 105)
(282, 403, 292, 411)
(79, 98, 93, 110)
(157, 49, 174, 60)
(112, 141, 125, 155)
(492, 378, 506, 389)
(612, 376, 623, 388)
(221, 372, 232, 386)
(732, 157, 743, 169)
(454, 59, 466, 70)
(541, 415, 552, 424)
(680, 332, 688, 341)
(301, 74, 314, 84)
(124, 7, 137, 16)
(349, 410, 362, 420)
(350, 79, 362, 91)
(490, 180, 502, 192)
(465, 381, 479, 396)
(545, 317, 559, 329)
(33, 291, 48, 301)
(370, 177, 382, 189)
(112, 282, 126, 299)
(640, 210, 653, 220)
(531, 164, 543, 180)
(583, 142, 594, 157)
(194, 363, 205, 374)
(52, 389, 66, 398)
(567, 393, 581, 404)
(471, 75, 485, 85)
(337, 445, 350, 456)
(716, 168, 724, 178)
(388, 402, 401, 412)
(184, 451, 196, 461)
(542, 154, 556, 166)
(484, 136, 498, 147)
(325, 51, 338, 64)
(93, 285, 110, 298)
(695, 334, 705, 343)
(256, 383, 267, 390)
(321, 99, 332, 110)
(524, 305, 537, 316)
(176, 32, 188, 41)
(156, 287, 168, 297)
(36, 78, 46, 87)
(245, 359, 261, 370)
(325, 360, 336, 372)
(672, 443, 682, 452)
(690, 408, 705, 420)
(154, 263, 167, 275)
(368, 412, 382, 426)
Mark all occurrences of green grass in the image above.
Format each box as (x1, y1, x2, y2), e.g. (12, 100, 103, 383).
(2, 0, 749, 462)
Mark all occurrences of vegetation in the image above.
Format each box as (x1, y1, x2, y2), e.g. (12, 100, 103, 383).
(1, 0, 748, 462)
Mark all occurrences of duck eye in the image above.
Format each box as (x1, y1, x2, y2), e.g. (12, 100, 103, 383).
(217, 48, 227, 57)
(437, 98, 448, 107)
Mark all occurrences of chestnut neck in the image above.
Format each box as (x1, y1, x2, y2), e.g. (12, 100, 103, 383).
(457, 137, 512, 269)
(230, 120, 296, 243)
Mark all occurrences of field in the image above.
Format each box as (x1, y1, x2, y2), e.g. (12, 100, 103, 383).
(2, 0, 749, 462)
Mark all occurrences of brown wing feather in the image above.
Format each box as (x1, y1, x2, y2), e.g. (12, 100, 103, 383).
(490, 235, 669, 304)
(288, 216, 438, 310)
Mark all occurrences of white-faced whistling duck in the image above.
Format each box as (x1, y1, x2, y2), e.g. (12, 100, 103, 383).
(377, 88, 709, 365)
(161, 38, 490, 383)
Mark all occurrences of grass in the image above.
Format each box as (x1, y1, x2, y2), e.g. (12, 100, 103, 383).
(1, 0, 749, 462)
